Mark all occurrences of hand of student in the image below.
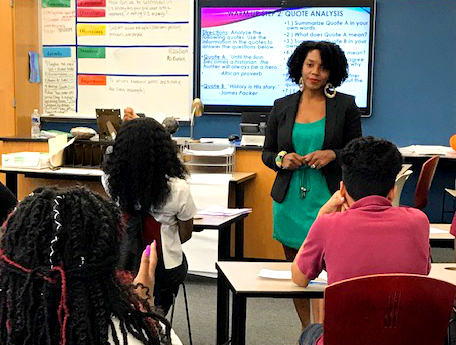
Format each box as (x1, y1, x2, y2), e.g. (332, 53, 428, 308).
(302, 150, 336, 169)
(317, 190, 349, 216)
(133, 241, 157, 306)
(282, 152, 304, 170)
(123, 107, 139, 121)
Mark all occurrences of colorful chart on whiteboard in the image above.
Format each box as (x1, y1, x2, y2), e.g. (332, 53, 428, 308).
(40, 0, 192, 119)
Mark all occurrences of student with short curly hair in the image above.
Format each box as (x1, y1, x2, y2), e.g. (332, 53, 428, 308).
(0, 186, 182, 345)
(103, 117, 196, 315)
(292, 137, 431, 345)
(262, 40, 362, 328)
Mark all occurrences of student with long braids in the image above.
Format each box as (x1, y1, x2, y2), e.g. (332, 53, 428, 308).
(0, 186, 182, 345)
(103, 117, 196, 315)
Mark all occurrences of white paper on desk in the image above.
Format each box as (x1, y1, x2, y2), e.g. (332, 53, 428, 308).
(258, 269, 328, 282)
(430, 227, 449, 234)
(400, 145, 454, 156)
(197, 206, 252, 216)
(55, 167, 103, 176)
(184, 174, 231, 276)
(258, 269, 292, 279)
(199, 138, 230, 144)
(183, 147, 235, 157)
(49, 135, 75, 167)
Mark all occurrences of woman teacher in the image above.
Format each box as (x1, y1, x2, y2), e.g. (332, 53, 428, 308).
(262, 41, 362, 328)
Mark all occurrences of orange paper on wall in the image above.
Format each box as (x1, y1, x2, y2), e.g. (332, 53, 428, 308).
(78, 75, 106, 85)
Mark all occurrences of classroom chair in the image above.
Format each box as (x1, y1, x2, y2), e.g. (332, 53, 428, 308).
(169, 282, 193, 345)
(392, 170, 413, 207)
(324, 274, 456, 345)
(413, 155, 440, 209)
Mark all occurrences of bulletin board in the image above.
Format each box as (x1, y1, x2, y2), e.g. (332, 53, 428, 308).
(39, 0, 193, 120)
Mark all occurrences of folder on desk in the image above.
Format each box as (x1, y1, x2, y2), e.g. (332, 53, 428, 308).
(2, 152, 50, 169)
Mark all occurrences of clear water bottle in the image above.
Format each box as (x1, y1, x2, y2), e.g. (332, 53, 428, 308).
(31, 109, 40, 138)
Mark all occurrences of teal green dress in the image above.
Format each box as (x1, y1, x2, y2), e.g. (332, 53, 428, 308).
(273, 117, 332, 249)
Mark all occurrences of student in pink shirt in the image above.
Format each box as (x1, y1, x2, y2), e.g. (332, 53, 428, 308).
(291, 136, 431, 345)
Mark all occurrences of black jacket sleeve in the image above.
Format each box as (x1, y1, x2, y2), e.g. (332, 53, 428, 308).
(0, 182, 17, 224)
(332, 96, 362, 162)
(262, 101, 280, 172)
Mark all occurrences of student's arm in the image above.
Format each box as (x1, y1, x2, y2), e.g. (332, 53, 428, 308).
(174, 179, 197, 244)
(291, 242, 311, 287)
(178, 219, 193, 244)
(291, 219, 326, 287)
(292, 192, 348, 287)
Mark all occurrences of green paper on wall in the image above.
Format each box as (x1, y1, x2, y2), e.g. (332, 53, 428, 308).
(42, 0, 71, 8)
(78, 47, 106, 59)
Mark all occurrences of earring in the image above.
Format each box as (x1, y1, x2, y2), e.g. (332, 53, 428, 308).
(324, 83, 336, 98)
(298, 77, 303, 91)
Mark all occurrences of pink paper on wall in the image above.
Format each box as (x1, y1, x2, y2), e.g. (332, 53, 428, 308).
(77, 8, 106, 17)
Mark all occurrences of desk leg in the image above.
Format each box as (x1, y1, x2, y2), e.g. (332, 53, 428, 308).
(216, 273, 230, 345)
(234, 183, 245, 260)
(231, 294, 246, 345)
(218, 225, 231, 261)
(5, 172, 18, 198)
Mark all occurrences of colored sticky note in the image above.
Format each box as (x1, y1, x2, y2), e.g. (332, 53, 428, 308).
(78, 75, 106, 85)
(42, 0, 71, 7)
(78, 47, 105, 58)
(77, 8, 106, 17)
(77, 24, 106, 36)
(43, 47, 72, 58)
(77, 0, 106, 7)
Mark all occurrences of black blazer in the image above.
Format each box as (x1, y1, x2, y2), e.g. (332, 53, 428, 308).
(262, 91, 362, 203)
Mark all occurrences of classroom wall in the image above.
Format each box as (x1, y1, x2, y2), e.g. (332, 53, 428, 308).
(0, 1, 16, 185)
(12, 0, 456, 144)
(193, 0, 456, 146)
(0, 2, 16, 138)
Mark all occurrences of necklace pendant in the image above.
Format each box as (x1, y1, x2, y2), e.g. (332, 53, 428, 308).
(300, 187, 307, 198)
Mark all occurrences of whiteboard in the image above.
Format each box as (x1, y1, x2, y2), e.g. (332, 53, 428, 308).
(39, 0, 193, 120)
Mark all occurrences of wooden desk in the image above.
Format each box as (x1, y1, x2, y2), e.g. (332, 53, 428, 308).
(194, 213, 249, 261)
(429, 263, 456, 285)
(216, 261, 456, 345)
(430, 223, 454, 249)
(215, 261, 325, 345)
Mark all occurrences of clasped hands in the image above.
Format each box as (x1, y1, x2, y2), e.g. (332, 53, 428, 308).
(281, 150, 336, 170)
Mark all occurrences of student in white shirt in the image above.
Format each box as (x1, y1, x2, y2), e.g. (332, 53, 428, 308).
(103, 117, 196, 315)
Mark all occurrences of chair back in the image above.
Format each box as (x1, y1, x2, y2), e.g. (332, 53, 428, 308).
(392, 170, 413, 207)
(324, 274, 456, 345)
(414, 155, 439, 209)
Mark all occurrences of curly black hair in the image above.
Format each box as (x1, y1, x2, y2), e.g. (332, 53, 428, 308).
(341, 136, 403, 201)
(103, 117, 188, 215)
(287, 40, 349, 87)
(0, 186, 171, 345)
